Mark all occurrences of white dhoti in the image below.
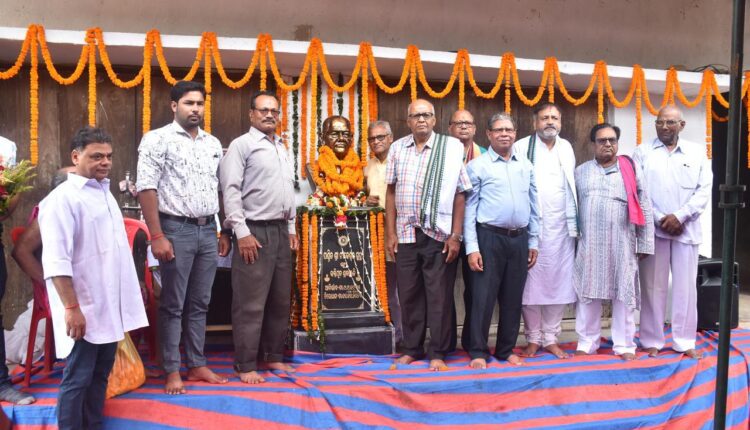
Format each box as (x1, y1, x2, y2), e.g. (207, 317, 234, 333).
(639, 236, 699, 352)
(576, 299, 636, 355)
(522, 142, 575, 345)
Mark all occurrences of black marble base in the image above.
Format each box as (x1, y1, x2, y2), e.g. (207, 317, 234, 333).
(291, 325, 395, 355)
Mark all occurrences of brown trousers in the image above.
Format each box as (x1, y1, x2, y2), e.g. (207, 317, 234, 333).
(231, 222, 292, 372)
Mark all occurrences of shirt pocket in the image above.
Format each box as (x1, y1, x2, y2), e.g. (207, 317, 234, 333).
(676, 162, 700, 189)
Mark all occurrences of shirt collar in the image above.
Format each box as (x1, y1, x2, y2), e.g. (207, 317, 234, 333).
(67, 172, 111, 189)
(487, 145, 517, 162)
(405, 131, 436, 149)
(169, 120, 206, 140)
(249, 126, 281, 145)
(652, 137, 684, 153)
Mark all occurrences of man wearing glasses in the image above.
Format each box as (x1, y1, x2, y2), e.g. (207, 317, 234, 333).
(364, 120, 402, 343)
(447, 109, 485, 352)
(464, 113, 539, 368)
(220, 91, 298, 384)
(574, 123, 653, 361)
(512, 103, 578, 360)
(385, 99, 471, 371)
(634, 106, 711, 359)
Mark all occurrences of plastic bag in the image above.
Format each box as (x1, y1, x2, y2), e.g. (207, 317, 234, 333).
(106, 333, 145, 399)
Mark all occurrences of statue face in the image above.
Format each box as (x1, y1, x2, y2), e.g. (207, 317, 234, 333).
(323, 118, 353, 160)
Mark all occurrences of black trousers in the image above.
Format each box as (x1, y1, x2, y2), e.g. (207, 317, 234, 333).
(396, 230, 458, 360)
(231, 222, 292, 372)
(469, 225, 529, 360)
(449, 245, 472, 352)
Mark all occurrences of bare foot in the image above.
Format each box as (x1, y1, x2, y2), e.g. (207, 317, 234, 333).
(574, 350, 589, 356)
(522, 343, 540, 357)
(683, 349, 703, 359)
(165, 371, 186, 395)
(238, 370, 265, 384)
(644, 347, 659, 357)
(187, 366, 228, 384)
(394, 354, 416, 365)
(506, 354, 524, 366)
(544, 344, 569, 359)
(619, 352, 636, 361)
(266, 362, 296, 373)
(469, 358, 487, 369)
(428, 359, 448, 371)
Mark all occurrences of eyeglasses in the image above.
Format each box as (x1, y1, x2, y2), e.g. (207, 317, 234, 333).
(655, 119, 682, 127)
(367, 134, 390, 143)
(595, 137, 618, 145)
(327, 131, 351, 139)
(489, 127, 516, 134)
(450, 121, 475, 128)
(253, 108, 281, 117)
(408, 112, 435, 120)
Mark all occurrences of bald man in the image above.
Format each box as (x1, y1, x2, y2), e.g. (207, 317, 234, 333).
(634, 106, 712, 359)
(385, 99, 472, 371)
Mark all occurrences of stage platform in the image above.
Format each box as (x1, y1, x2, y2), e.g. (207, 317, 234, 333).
(3, 329, 750, 429)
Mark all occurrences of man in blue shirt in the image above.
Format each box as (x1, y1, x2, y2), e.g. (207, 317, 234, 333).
(464, 113, 540, 368)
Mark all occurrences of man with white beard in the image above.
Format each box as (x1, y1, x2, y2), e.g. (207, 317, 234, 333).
(513, 103, 578, 359)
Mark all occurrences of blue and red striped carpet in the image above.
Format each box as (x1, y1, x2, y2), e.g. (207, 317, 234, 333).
(3, 329, 750, 429)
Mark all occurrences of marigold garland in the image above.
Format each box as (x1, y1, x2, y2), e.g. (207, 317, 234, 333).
(326, 84, 333, 118)
(203, 34, 213, 133)
(311, 59, 319, 163)
(348, 85, 356, 141)
(4, 25, 750, 166)
(311, 146, 364, 196)
(310, 214, 319, 331)
(300, 212, 310, 331)
(300, 81, 308, 178)
(360, 62, 369, 162)
(29, 27, 39, 165)
(377, 212, 389, 323)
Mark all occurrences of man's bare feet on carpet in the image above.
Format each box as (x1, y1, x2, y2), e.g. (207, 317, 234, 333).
(265, 362, 296, 373)
(428, 359, 448, 371)
(238, 370, 265, 384)
(644, 347, 660, 357)
(619, 352, 636, 361)
(683, 349, 703, 359)
(544, 344, 569, 359)
(187, 366, 228, 384)
(574, 350, 589, 356)
(164, 372, 186, 395)
(395, 355, 416, 365)
(469, 358, 486, 369)
(522, 343, 540, 357)
(506, 354, 524, 366)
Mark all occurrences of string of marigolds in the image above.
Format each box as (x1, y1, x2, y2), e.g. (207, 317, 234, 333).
(3, 25, 750, 166)
(369, 212, 390, 322)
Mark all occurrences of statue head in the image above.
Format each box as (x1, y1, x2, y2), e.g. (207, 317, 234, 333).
(321, 116, 353, 160)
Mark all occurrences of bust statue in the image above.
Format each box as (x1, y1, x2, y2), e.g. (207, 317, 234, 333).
(308, 116, 364, 198)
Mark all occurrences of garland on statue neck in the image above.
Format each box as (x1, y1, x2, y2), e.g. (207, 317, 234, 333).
(311, 146, 364, 197)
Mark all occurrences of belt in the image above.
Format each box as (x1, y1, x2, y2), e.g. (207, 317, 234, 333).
(159, 212, 214, 226)
(478, 223, 527, 238)
(246, 219, 287, 226)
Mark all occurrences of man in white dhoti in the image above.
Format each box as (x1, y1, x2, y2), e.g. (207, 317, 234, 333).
(513, 103, 578, 359)
(574, 123, 654, 361)
(634, 106, 711, 359)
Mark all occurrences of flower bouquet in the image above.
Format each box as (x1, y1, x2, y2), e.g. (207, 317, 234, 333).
(0, 160, 36, 216)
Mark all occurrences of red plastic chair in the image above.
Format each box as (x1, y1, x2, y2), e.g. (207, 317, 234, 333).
(10, 226, 56, 387)
(123, 218, 158, 361)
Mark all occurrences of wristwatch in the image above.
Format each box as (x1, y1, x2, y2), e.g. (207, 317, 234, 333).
(450, 233, 463, 242)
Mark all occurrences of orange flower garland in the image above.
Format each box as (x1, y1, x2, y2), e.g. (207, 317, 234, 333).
(369, 212, 390, 323)
(310, 214, 319, 331)
(152, 31, 205, 85)
(203, 33, 213, 133)
(300, 212, 310, 331)
(310, 55, 319, 163)
(0, 26, 32, 80)
(377, 212, 389, 323)
(29, 27, 39, 165)
(360, 61, 369, 163)
(311, 146, 364, 196)
(87, 29, 97, 126)
(210, 32, 261, 89)
(348, 85, 356, 137)
(300, 81, 308, 178)
(142, 35, 153, 133)
(39, 28, 89, 86)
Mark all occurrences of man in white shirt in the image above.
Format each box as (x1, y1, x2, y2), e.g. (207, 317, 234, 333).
(40, 127, 148, 429)
(635, 106, 712, 359)
(513, 103, 578, 359)
(137, 81, 227, 394)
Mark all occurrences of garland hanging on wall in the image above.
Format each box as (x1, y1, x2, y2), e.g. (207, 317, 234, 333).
(1, 25, 749, 166)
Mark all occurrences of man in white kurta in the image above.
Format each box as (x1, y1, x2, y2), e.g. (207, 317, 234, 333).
(634, 106, 711, 359)
(40, 127, 148, 430)
(574, 124, 654, 361)
(513, 104, 577, 359)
